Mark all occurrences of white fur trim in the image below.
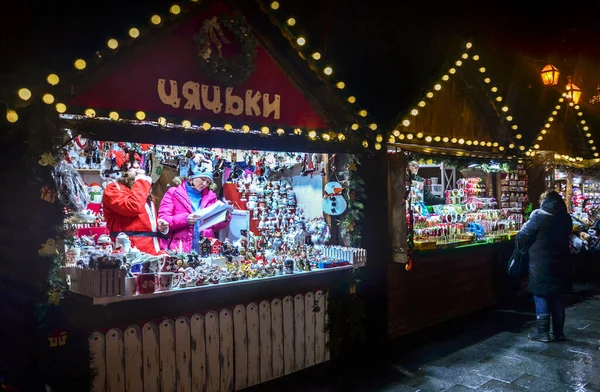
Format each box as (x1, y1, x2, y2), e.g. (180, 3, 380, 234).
(145, 202, 160, 253)
(135, 175, 153, 184)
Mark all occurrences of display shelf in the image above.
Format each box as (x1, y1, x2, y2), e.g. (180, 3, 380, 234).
(89, 265, 356, 305)
(76, 168, 102, 172)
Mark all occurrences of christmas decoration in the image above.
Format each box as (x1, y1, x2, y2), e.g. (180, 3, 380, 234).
(194, 13, 258, 86)
(339, 155, 366, 247)
(322, 181, 347, 216)
(48, 330, 68, 348)
(38, 239, 59, 257)
(39, 152, 58, 167)
(40, 185, 57, 203)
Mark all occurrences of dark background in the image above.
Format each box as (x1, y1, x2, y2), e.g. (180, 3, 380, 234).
(3, 0, 600, 127)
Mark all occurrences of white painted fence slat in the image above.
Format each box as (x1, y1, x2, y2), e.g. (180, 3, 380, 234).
(106, 328, 125, 392)
(304, 292, 316, 367)
(282, 296, 295, 376)
(159, 319, 177, 392)
(259, 300, 273, 383)
(190, 314, 207, 392)
(124, 326, 143, 392)
(325, 291, 330, 361)
(271, 298, 284, 379)
(89, 332, 107, 392)
(246, 303, 260, 388)
(142, 322, 160, 392)
(219, 309, 234, 392)
(175, 317, 192, 392)
(294, 294, 306, 371)
(314, 290, 326, 365)
(205, 310, 220, 392)
(233, 305, 248, 391)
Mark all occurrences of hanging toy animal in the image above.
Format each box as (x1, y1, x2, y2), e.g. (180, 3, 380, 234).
(322, 181, 347, 216)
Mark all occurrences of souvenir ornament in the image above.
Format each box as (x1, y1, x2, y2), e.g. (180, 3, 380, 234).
(39, 238, 59, 257)
(39, 152, 58, 167)
(40, 185, 57, 203)
(322, 181, 347, 216)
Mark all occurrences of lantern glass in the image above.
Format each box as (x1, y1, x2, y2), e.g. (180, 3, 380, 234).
(566, 82, 582, 104)
(541, 64, 559, 86)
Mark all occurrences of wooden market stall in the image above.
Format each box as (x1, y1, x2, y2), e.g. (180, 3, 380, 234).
(1, 1, 389, 391)
(386, 41, 530, 339)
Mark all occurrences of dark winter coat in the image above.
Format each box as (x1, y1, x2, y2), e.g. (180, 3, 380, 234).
(516, 194, 572, 296)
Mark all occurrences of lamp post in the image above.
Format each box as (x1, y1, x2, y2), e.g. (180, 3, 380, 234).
(541, 64, 560, 86)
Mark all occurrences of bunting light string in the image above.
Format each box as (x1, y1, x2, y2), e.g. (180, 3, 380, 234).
(568, 100, 598, 158)
(468, 47, 525, 152)
(262, 1, 380, 146)
(526, 96, 564, 158)
(391, 42, 505, 152)
(5, 1, 372, 147)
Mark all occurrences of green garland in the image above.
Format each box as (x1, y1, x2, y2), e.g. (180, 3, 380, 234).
(194, 13, 258, 86)
(338, 154, 366, 247)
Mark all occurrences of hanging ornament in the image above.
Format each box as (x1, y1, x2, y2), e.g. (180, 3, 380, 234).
(39, 238, 59, 257)
(322, 181, 347, 216)
(48, 330, 68, 348)
(40, 185, 57, 203)
(38, 152, 58, 167)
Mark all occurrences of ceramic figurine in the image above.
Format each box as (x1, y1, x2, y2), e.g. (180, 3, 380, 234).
(284, 258, 294, 274)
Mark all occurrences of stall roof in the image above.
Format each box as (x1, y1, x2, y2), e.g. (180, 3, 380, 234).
(387, 41, 523, 157)
(3, 0, 382, 152)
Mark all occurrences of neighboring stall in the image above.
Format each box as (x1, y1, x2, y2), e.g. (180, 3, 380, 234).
(386, 42, 530, 338)
(3, 1, 388, 390)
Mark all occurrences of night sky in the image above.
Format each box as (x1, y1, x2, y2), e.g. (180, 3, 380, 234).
(2, 0, 600, 126)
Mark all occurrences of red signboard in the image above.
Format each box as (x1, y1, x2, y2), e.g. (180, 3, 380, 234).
(68, 2, 328, 129)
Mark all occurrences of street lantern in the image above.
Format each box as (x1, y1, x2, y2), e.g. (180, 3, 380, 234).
(565, 76, 582, 104)
(541, 64, 560, 86)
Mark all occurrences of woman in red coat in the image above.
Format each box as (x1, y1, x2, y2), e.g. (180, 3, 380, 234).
(103, 151, 169, 255)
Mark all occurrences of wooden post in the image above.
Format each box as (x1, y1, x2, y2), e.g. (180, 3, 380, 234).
(566, 172, 573, 212)
(388, 153, 407, 264)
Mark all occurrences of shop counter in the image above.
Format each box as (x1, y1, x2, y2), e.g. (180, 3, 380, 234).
(387, 241, 516, 339)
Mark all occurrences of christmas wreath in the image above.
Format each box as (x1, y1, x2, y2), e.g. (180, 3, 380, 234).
(194, 13, 258, 86)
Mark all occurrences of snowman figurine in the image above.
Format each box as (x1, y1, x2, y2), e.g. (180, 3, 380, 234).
(322, 181, 347, 216)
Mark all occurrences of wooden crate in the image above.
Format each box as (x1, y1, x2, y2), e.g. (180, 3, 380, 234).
(66, 266, 126, 298)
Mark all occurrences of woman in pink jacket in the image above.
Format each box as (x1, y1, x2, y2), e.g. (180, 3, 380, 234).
(158, 165, 230, 253)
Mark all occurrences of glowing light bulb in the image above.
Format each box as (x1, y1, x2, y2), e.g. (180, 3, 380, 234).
(465, 42, 472, 49)
(270, 1, 280, 10)
(347, 96, 356, 103)
(425, 136, 432, 142)
(479, 67, 486, 73)
(109, 111, 119, 120)
(286, 18, 296, 26)
(47, 74, 60, 85)
(358, 109, 367, 117)
(182, 120, 191, 128)
(261, 126, 270, 134)
(135, 111, 146, 120)
(224, 123, 233, 131)
(426, 92, 434, 98)
(74, 59, 86, 70)
(277, 128, 285, 135)
(6, 110, 18, 123)
(338, 133, 346, 141)
(484, 78, 490, 83)
(42, 94, 54, 104)
(472, 55, 479, 61)
(55, 103, 67, 113)
(312, 52, 321, 60)
(150, 15, 162, 25)
(296, 37, 306, 46)
(308, 130, 316, 138)
(369, 123, 378, 130)
(336, 81, 345, 89)
(323, 66, 333, 75)
(85, 108, 96, 117)
(442, 75, 450, 81)
(18, 88, 32, 101)
(410, 109, 418, 116)
(376, 134, 383, 142)
(129, 28, 140, 38)
(170, 5, 181, 14)
(351, 123, 359, 130)
(242, 125, 250, 133)
(416, 132, 423, 138)
(434, 84, 441, 91)
(202, 122, 211, 130)
(158, 117, 167, 126)
(496, 96, 502, 102)
(107, 38, 119, 49)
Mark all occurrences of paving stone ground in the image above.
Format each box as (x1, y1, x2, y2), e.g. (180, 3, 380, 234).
(248, 284, 600, 392)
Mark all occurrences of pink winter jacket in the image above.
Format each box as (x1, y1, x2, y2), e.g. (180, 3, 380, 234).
(158, 183, 230, 253)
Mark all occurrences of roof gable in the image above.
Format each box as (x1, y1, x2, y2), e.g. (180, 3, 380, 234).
(68, 1, 328, 130)
(388, 42, 524, 156)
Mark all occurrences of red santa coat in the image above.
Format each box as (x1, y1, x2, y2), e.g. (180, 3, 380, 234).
(103, 178, 162, 255)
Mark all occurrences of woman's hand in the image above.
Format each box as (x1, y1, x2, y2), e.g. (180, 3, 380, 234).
(187, 214, 199, 225)
(157, 219, 169, 233)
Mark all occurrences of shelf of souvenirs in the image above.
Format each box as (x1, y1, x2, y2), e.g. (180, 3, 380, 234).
(64, 242, 366, 305)
(412, 206, 524, 251)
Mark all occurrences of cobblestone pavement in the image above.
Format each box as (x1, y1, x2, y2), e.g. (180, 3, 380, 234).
(249, 285, 600, 392)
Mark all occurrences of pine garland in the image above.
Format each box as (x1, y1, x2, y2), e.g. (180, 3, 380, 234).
(339, 154, 366, 247)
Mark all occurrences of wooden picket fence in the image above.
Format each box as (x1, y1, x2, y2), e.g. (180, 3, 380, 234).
(67, 266, 126, 297)
(89, 290, 329, 391)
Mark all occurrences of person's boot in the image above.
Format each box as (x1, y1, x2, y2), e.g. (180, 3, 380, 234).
(550, 312, 566, 341)
(528, 313, 550, 342)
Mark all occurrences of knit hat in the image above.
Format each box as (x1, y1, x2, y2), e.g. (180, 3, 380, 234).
(189, 164, 213, 182)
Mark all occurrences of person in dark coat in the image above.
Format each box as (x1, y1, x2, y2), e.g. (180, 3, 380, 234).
(408, 161, 445, 205)
(516, 190, 572, 342)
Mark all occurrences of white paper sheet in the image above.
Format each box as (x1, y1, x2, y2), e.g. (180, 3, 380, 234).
(193, 200, 233, 231)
